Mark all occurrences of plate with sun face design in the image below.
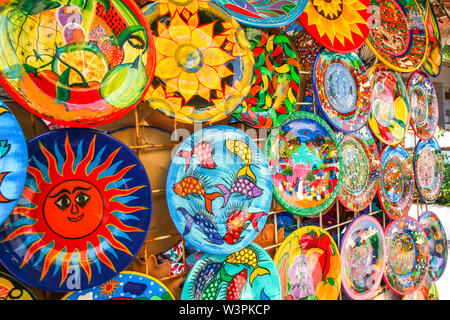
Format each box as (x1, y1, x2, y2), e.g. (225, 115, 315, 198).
(0, 128, 152, 292)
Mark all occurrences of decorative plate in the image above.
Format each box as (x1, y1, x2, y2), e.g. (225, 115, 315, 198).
(142, 0, 254, 124)
(298, 0, 371, 53)
(383, 216, 430, 296)
(0, 0, 155, 128)
(62, 271, 174, 300)
(378, 145, 414, 220)
(181, 242, 282, 300)
(407, 71, 439, 141)
(336, 126, 381, 212)
(0, 271, 38, 300)
(0, 100, 28, 225)
(274, 226, 341, 300)
(340, 215, 386, 300)
(211, 0, 308, 28)
(166, 125, 272, 255)
(367, 64, 410, 146)
(265, 111, 343, 217)
(232, 27, 301, 129)
(418, 211, 447, 282)
(403, 280, 439, 300)
(365, 0, 428, 73)
(313, 49, 371, 133)
(0, 128, 152, 292)
(419, 1, 442, 77)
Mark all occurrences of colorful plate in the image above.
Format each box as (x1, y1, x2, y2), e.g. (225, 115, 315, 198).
(181, 242, 282, 300)
(340, 215, 386, 300)
(403, 280, 439, 300)
(232, 27, 301, 129)
(0, 128, 152, 291)
(367, 64, 410, 146)
(62, 271, 174, 300)
(265, 111, 343, 217)
(378, 145, 414, 220)
(313, 49, 371, 133)
(166, 125, 272, 255)
(418, 211, 447, 282)
(0, 271, 38, 300)
(366, 0, 428, 73)
(0, 0, 155, 127)
(212, 0, 308, 28)
(298, 0, 371, 53)
(383, 216, 430, 296)
(407, 71, 439, 141)
(336, 126, 381, 212)
(142, 0, 254, 124)
(418, 1, 442, 77)
(274, 226, 341, 300)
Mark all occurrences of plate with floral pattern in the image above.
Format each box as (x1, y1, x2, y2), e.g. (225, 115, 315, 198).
(403, 280, 439, 300)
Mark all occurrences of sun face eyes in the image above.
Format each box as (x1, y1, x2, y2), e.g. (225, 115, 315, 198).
(75, 192, 90, 208)
(54, 194, 71, 210)
(54, 192, 91, 210)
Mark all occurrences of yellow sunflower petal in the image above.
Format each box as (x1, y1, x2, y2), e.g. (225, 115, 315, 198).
(192, 22, 214, 48)
(155, 57, 182, 79)
(203, 47, 234, 66)
(178, 71, 199, 102)
(154, 37, 178, 57)
(196, 65, 222, 91)
(169, 13, 191, 45)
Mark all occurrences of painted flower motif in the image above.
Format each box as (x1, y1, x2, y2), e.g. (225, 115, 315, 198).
(158, 0, 210, 17)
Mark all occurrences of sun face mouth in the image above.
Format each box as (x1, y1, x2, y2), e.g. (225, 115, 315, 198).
(68, 212, 85, 223)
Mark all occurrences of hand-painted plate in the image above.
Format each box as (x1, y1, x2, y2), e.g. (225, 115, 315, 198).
(62, 271, 174, 300)
(0, 0, 155, 127)
(336, 126, 381, 212)
(298, 0, 371, 53)
(0, 100, 28, 225)
(265, 111, 343, 217)
(403, 280, 439, 300)
(142, 1, 254, 124)
(0, 128, 152, 292)
(418, 1, 442, 77)
(383, 216, 430, 296)
(407, 71, 439, 141)
(181, 242, 281, 300)
(340, 215, 386, 300)
(274, 226, 341, 300)
(378, 145, 414, 220)
(232, 27, 301, 129)
(212, 0, 308, 28)
(166, 125, 272, 255)
(0, 271, 38, 300)
(367, 64, 410, 146)
(313, 49, 371, 133)
(418, 211, 447, 282)
(366, 0, 428, 73)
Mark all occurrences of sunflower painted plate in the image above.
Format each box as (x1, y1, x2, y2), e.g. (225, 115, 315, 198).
(142, 0, 254, 124)
(367, 64, 410, 146)
(418, 211, 447, 282)
(265, 111, 343, 217)
(62, 271, 174, 300)
(0, 271, 38, 300)
(0, 129, 153, 292)
(181, 242, 281, 300)
(403, 280, 439, 300)
(0, 0, 155, 127)
(298, 0, 371, 53)
(313, 49, 371, 133)
(378, 145, 414, 220)
(407, 71, 439, 141)
(366, 0, 428, 73)
(274, 226, 341, 300)
(383, 216, 430, 296)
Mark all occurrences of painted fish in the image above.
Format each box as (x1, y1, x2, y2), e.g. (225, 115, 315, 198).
(194, 262, 223, 300)
(177, 142, 216, 171)
(223, 211, 266, 244)
(177, 207, 223, 245)
(226, 247, 269, 285)
(225, 140, 256, 181)
(173, 176, 221, 214)
(226, 268, 247, 300)
(216, 177, 263, 208)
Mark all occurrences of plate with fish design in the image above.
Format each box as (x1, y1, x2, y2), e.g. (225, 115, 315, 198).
(166, 125, 273, 255)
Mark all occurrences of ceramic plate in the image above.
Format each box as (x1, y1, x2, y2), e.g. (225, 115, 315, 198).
(181, 242, 281, 300)
(265, 111, 343, 217)
(232, 27, 301, 129)
(142, 0, 254, 124)
(383, 216, 430, 296)
(299, 0, 371, 53)
(313, 49, 371, 133)
(336, 126, 381, 212)
(367, 64, 410, 146)
(274, 226, 341, 300)
(62, 271, 174, 300)
(366, 0, 428, 73)
(212, 0, 308, 28)
(340, 215, 386, 300)
(407, 71, 439, 141)
(0, 128, 152, 291)
(418, 1, 442, 77)
(0, 271, 38, 300)
(0, 0, 155, 127)
(378, 145, 414, 220)
(419, 211, 447, 282)
(403, 280, 439, 300)
(166, 125, 272, 255)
